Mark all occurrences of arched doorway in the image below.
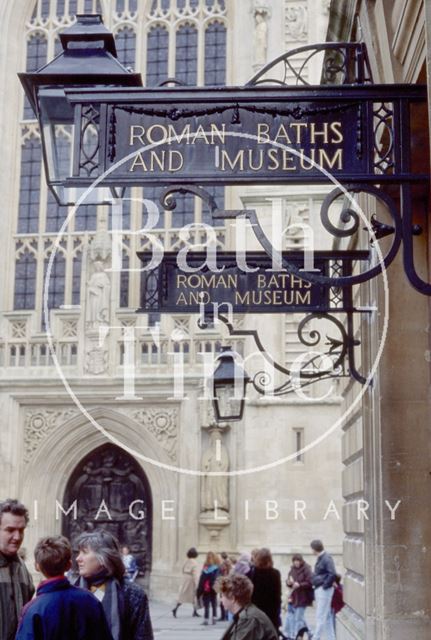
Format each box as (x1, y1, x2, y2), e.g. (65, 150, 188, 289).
(62, 443, 152, 582)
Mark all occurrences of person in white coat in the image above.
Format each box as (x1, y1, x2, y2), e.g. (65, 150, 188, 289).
(172, 547, 200, 617)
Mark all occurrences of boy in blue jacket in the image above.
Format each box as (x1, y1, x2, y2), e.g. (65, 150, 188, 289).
(15, 535, 113, 640)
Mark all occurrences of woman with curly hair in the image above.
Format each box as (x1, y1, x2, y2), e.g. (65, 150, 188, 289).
(219, 573, 278, 640)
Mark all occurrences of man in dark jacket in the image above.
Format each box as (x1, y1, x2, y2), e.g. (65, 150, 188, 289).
(310, 540, 336, 640)
(0, 499, 34, 640)
(16, 535, 113, 640)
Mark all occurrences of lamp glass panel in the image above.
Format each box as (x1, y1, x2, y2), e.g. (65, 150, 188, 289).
(214, 382, 243, 420)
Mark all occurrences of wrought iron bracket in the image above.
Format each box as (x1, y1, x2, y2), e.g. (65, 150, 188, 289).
(158, 182, 429, 292)
(201, 311, 367, 396)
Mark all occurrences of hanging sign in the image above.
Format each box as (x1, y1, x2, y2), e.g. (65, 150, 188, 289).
(137, 251, 369, 314)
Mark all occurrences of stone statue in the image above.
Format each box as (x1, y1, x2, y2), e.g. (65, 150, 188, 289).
(86, 260, 111, 329)
(254, 9, 268, 67)
(200, 428, 229, 513)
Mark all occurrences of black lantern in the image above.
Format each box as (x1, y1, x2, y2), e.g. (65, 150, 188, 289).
(212, 347, 250, 422)
(19, 14, 142, 206)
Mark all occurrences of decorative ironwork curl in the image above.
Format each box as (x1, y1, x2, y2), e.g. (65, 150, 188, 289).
(212, 312, 364, 397)
(159, 184, 218, 212)
(246, 42, 372, 87)
(161, 183, 401, 288)
(320, 188, 361, 238)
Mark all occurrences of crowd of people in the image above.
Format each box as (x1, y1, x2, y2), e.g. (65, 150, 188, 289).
(0, 497, 344, 640)
(174, 543, 344, 639)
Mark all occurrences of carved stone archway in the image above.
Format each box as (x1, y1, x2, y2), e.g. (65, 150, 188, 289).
(62, 443, 152, 579)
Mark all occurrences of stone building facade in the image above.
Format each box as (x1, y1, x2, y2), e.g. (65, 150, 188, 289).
(0, 0, 346, 602)
(325, 1, 431, 638)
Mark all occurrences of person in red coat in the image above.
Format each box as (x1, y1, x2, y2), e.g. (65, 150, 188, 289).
(331, 574, 345, 632)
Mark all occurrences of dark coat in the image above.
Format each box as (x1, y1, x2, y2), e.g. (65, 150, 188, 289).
(312, 552, 336, 590)
(76, 576, 153, 640)
(220, 604, 278, 640)
(286, 562, 314, 608)
(118, 581, 153, 640)
(15, 577, 113, 640)
(197, 564, 220, 598)
(0, 552, 34, 640)
(250, 567, 282, 633)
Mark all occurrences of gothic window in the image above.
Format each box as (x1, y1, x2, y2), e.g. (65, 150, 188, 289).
(203, 185, 225, 223)
(45, 135, 70, 232)
(74, 205, 97, 231)
(146, 26, 169, 87)
(18, 138, 42, 234)
(14, 252, 37, 310)
(115, 26, 136, 68)
(175, 24, 198, 85)
(120, 252, 129, 307)
(68, 0, 78, 16)
(41, 0, 50, 19)
(72, 254, 82, 306)
(171, 194, 195, 226)
(23, 34, 47, 119)
(150, 0, 171, 15)
(205, 22, 226, 85)
(44, 253, 66, 310)
(15, 0, 228, 328)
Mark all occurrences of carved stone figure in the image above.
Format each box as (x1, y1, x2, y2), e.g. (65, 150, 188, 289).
(85, 260, 111, 329)
(254, 9, 268, 66)
(200, 428, 229, 513)
(285, 6, 308, 41)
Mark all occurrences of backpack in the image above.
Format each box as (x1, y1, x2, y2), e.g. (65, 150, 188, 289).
(203, 577, 212, 593)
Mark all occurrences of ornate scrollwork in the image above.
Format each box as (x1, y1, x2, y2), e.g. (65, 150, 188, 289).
(246, 43, 373, 87)
(154, 183, 402, 289)
(214, 311, 364, 396)
(320, 188, 361, 238)
(158, 184, 218, 212)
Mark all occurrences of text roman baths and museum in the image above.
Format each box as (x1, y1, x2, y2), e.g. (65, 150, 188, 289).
(1, 2, 430, 639)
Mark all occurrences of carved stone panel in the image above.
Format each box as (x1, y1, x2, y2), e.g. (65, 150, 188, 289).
(24, 408, 78, 463)
(131, 408, 178, 461)
(285, 2, 308, 41)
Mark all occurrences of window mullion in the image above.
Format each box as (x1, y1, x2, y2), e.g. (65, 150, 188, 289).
(197, 17, 204, 85)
